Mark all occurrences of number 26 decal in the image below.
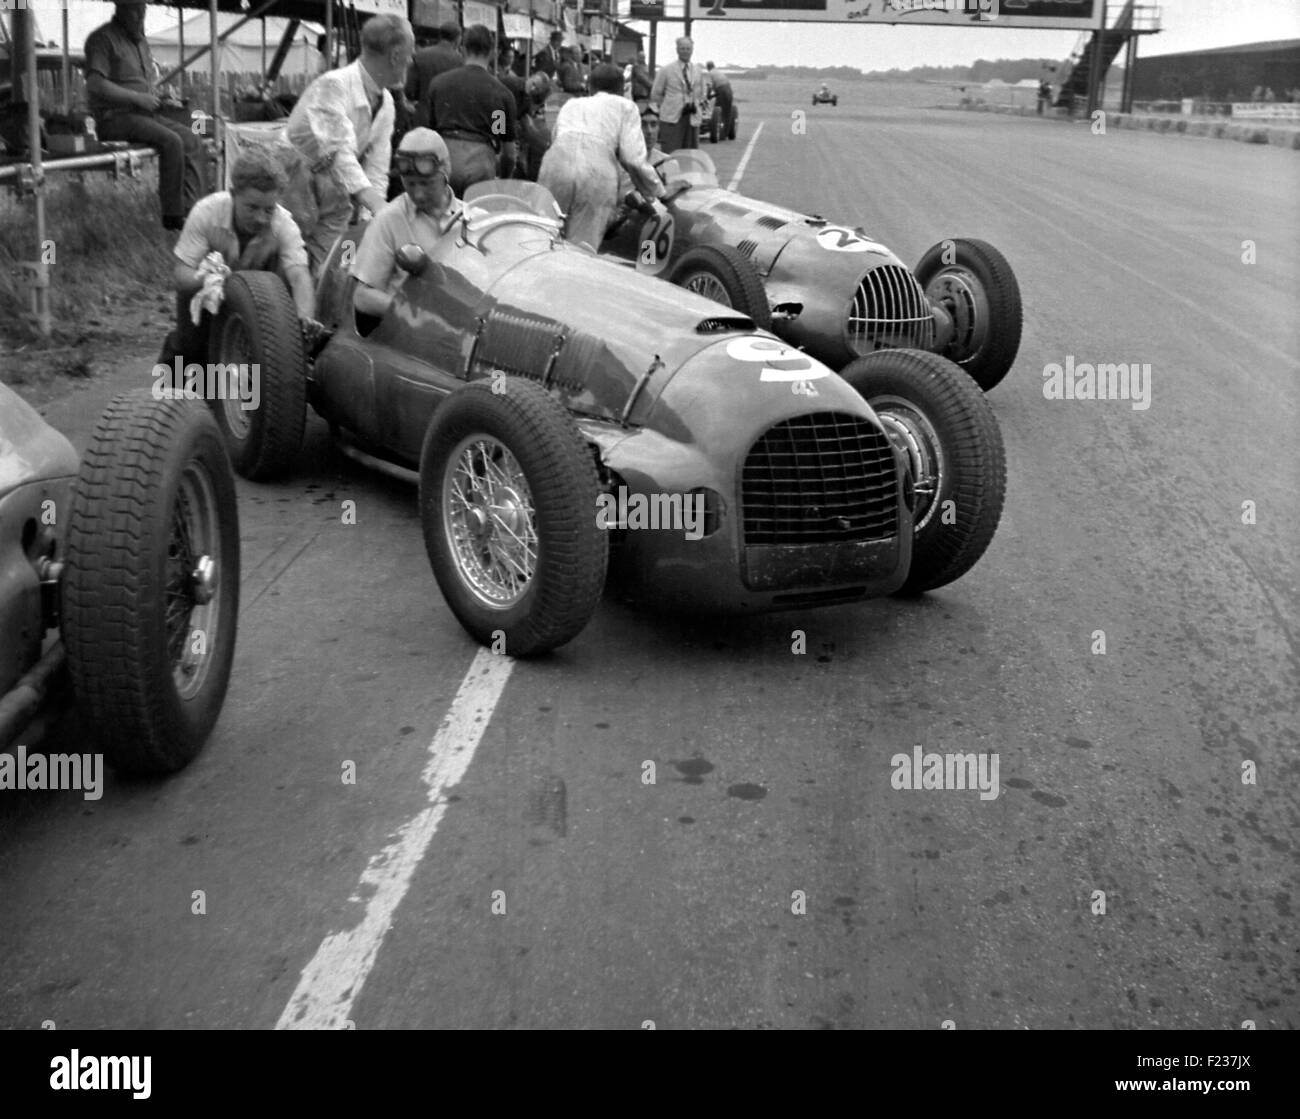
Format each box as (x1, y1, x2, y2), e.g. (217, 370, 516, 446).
(637, 210, 675, 276)
(815, 226, 887, 254)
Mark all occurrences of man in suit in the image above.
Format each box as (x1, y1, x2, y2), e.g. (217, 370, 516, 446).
(532, 30, 563, 80)
(650, 36, 705, 152)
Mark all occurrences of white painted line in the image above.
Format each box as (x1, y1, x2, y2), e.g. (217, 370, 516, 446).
(276, 647, 515, 1030)
(727, 121, 764, 193)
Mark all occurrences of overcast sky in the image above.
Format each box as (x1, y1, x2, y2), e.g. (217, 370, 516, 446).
(24, 0, 1300, 72)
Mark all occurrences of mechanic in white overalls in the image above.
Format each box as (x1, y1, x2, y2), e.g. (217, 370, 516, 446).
(538, 64, 667, 252)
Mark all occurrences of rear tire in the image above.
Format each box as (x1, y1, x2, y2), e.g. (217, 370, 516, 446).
(207, 270, 307, 479)
(668, 245, 772, 331)
(63, 391, 240, 774)
(914, 237, 1022, 392)
(419, 379, 608, 657)
(838, 350, 1004, 595)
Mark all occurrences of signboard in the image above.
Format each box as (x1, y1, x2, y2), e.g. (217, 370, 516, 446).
(464, 1, 501, 31)
(630, 2, 667, 19)
(350, 0, 409, 15)
(688, 0, 1104, 31)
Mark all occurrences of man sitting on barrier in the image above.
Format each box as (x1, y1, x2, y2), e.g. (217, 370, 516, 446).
(84, 0, 205, 231)
(160, 147, 318, 366)
(351, 128, 469, 321)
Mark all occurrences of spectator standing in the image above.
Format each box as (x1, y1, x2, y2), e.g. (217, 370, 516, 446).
(705, 61, 732, 122)
(629, 49, 653, 106)
(538, 63, 665, 251)
(650, 37, 705, 152)
(286, 13, 414, 270)
(556, 46, 587, 104)
(426, 24, 518, 195)
(517, 73, 553, 181)
(84, 0, 204, 231)
(408, 21, 464, 125)
(532, 31, 563, 80)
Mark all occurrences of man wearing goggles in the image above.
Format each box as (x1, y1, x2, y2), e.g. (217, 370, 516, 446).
(352, 128, 465, 319)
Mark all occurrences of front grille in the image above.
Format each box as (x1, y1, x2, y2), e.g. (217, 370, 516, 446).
(847, 265, 936, 356)
(742, 412, 897, 545)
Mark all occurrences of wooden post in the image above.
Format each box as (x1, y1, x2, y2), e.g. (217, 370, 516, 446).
(210, 0, 220, 128)
(16, 7, 52, 337)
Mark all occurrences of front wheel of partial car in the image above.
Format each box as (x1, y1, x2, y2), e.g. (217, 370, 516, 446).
(207, 269, 307, 480)
(668, 245, 773, 331)
(838, 350, 1005, 595)
(62, 391, 240, 774)
(914, 237, 1022, 392)
(419, 378, 608, 657)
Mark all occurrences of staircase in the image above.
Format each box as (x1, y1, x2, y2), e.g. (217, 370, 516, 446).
(1054, 0, 1146, 110)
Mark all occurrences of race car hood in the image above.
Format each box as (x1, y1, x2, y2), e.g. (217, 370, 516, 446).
(0, 384, 79, 501)
(646, 335, 879, 446)
(477, 249, 771, 423)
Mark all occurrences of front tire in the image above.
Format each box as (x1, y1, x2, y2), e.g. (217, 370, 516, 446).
(419, 378, 608, 657)
(838, 350, 1004, 595)
(708, 105, 721, 142)
(914, 237, 1022, 392)
(668, 245, 772, 330)
(207, 270, 307, 479)
(63, 391, 240, 774)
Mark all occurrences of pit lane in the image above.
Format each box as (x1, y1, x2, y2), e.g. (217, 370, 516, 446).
(1, 79, 1296, 1029)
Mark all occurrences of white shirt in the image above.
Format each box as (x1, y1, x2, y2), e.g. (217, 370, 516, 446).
(351, 192, 468, 296)
(174, 191, 309, 274)
(552, 92, 663, 197)
(286, 59, 394, 199)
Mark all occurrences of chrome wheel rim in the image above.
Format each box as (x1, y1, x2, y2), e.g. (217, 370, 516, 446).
(442, 435, 538, 609)
(166, 460, 222, 698)
(682, 272, 732, 306)
(925, 268, 990, 366)
(870, 395, 944, 531)
(216, 317, 253, 441)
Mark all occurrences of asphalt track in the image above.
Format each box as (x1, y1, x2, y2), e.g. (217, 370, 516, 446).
(2, 80, 1297, 1030)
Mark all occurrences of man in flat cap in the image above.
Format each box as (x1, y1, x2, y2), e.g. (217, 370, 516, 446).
(84, 0, 204, 230)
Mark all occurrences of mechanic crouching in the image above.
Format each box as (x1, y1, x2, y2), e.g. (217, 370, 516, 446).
(160, 148, 318, 367)
(351, 129, 468, 320)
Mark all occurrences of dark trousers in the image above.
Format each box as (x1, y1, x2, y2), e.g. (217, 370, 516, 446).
(658, 117, 698, 153)
(715, 87, 733, 118)
(97, 111, 204, 223)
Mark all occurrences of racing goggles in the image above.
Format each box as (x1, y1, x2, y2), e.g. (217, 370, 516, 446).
(395, 153, 445, 177)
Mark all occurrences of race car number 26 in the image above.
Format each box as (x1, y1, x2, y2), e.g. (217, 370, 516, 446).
(637, 210, 676, 276)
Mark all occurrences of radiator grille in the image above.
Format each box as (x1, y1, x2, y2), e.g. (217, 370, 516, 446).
(742, 412, 897, 545)
(847, 265, 936, 356)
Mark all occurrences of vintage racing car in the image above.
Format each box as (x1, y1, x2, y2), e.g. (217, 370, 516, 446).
(599, 149, 1023, 392)
(203, 182, 1005, 657)
(812, 84, 838, 107)
(0, 385, 239, 774)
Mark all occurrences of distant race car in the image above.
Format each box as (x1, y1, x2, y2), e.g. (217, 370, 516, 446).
(600, 149, 1023, 392)
(0, 385, 239, 774)
(201, 181, 1006, 656)
(812, 84, 838, 106)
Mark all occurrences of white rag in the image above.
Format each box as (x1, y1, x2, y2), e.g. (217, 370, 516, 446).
(189, 251, 232, 325)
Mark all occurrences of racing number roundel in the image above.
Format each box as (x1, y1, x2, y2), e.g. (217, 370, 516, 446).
(815, 226, 887, 254)
(636, 210, 675, 275)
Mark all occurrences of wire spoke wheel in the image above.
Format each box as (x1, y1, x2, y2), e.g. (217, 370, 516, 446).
(682, 271, 732, 306)
(166, 461, 223, 698)
(442, 435, 539, 609)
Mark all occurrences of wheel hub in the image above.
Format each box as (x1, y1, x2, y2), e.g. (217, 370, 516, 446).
(926, 269, 989, 365)
(871, 397, 944, 531)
